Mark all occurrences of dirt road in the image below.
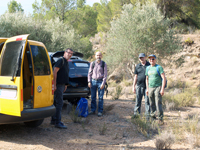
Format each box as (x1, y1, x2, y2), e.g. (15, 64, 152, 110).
(0, 97, 192, 150)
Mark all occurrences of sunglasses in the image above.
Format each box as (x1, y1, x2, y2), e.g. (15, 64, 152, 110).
(66, 51, 73, 55)
(149, 58, 155, 60)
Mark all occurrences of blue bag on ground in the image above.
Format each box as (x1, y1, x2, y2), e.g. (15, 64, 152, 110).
(76, 98, 88, 117)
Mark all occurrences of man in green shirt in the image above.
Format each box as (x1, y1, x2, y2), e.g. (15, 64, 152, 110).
(145, 54, 166, 124)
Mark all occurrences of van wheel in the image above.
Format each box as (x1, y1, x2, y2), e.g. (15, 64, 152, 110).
(24, 119, 44, 127)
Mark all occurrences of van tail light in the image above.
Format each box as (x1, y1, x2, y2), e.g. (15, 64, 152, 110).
(21, 89, 23, 101)
(31, 86, 33, 96)
(52, 80, 54, 95)
(16, 37, 22, 41)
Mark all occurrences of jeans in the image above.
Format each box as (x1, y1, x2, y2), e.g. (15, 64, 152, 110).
(149, 86, 163, 120)
(90, 79, 105, 113)
(134, 86, 150, 117)
(51, 84, 65, 124)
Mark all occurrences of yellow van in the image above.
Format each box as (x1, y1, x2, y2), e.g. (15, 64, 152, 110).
(0, 35, 55, 127)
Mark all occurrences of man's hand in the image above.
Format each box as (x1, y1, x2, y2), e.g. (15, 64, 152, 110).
(64, 85, 67, 92)
(132, 87, 136, 94)
(100, 84, 104, 90)
(160, 89, 164, 96)
(54, 85, 57, 92)
(88, 82, 91, 88)
(146, 89, 148, 96)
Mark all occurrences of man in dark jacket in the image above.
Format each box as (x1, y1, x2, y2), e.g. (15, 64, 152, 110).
(132, 53, 150, 119)
(51, 48, 73, 129)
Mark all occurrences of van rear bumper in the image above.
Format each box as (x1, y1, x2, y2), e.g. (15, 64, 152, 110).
(0, 105, 55, 125)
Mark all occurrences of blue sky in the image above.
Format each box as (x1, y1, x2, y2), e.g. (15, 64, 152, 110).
(0, 0, 102, 15)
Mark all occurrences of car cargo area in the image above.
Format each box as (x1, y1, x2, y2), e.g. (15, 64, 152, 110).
(68, 77, 88, 88)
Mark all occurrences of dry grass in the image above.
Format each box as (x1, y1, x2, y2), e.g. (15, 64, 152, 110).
(167, 78, 189, 89)
(69, 106, 82, 123)
(164, 113, 200, 148)
(111, 85, 122, 100)
(99, 122, 107, 135)
(163, 88, 196, 110)
(155, 130, 175, 150)
(131, 115, 159, 138)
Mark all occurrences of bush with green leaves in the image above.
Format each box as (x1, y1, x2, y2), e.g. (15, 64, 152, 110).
(131, 115, 159, 138)
(163, 90, 196, 110)
(104, 2, 181, 71)
(0, 12, 93, 59)
(111, 85, 122, 100)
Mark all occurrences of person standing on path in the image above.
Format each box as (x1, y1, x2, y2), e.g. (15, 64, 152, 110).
(132, 53, 150, 119)
(51, 48, 73, 129)
(145, 54, 166, 124)
(88, 52, 107, 117)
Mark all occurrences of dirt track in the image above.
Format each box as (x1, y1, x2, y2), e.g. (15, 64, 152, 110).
(0, 97, 192, 150)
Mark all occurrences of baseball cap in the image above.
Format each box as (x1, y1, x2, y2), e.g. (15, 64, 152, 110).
(148, 54, 156, 59)
(138, 53, 145, 58)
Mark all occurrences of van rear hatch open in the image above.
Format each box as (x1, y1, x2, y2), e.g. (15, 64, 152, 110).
(0, 35, 29, 116)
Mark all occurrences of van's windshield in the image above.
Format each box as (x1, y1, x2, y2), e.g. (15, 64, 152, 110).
(0, 40, 25, 76)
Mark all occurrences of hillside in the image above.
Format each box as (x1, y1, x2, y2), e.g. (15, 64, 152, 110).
(165, 34, 200, 88)
(0, 34, 200, 150)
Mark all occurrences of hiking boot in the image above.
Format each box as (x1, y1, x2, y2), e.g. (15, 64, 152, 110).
(151, 115, 156, 120)
(131, 115, 139, 119)
(55, 122, 67, 129)
(98, 112, 102, 117)
(88, 111, 95, 115)
(50, 120, 56, 125)
(158, 120, 164, 125)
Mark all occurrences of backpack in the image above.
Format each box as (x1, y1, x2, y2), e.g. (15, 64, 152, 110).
(91, 61, 108, 97)
(147, 65, 167, 88)
(76, 97, 88, 117)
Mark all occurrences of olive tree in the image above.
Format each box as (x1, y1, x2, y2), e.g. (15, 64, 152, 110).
(0, 12, 93, 59)
(104, 2, 181, 74)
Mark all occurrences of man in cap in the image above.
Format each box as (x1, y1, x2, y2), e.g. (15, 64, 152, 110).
(132, 53, 150, 119)
(145, 54, 166, 124)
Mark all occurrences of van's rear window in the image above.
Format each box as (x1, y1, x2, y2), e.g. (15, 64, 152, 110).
(30, 45, 50, 75)
(0, 41, 25, 76)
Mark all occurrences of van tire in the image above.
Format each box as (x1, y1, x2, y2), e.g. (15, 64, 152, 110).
(24, 119, 44, 127)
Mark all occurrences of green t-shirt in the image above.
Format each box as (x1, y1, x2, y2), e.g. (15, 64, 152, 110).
(145, 64, 164, 88)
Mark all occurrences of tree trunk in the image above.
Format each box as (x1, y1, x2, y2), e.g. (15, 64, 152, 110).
(127, 62, 136, 81)
(163, 0, 167, 19)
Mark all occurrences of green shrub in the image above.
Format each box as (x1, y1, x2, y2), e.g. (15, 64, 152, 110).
(0, 12, 93, 59)
(163, 89, 195, 110)
(131, 115, 158, 138)
(111, 85, 122, 100)
(173, 92, 195, 107)
(109, 81, 117, 87)
(167, 78, 189, 89)
(69, 106, 82, 123)
(104, 2, 181, 72)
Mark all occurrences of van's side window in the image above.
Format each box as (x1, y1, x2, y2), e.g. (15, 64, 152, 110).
(30, 45, 50, 75)
(0, 41, 25, 76)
